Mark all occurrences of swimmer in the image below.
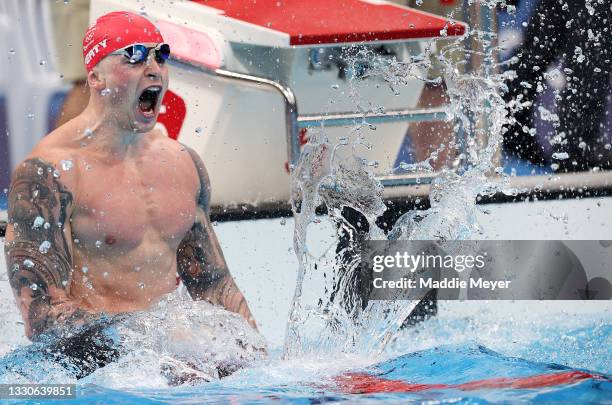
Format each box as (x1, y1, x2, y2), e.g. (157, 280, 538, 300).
(3, 11, 257, 358)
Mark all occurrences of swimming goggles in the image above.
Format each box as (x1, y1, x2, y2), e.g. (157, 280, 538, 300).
(110, 43, 171, 65)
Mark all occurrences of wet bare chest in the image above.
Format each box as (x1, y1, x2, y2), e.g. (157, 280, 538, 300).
(71, 157, 197, 252)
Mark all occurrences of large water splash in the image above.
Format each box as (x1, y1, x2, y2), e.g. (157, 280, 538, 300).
(284, 14, 513, 358)
(0, 291, 267, 387)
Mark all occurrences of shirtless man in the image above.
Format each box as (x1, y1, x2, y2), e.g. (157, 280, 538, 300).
(3, 11, 257, 342)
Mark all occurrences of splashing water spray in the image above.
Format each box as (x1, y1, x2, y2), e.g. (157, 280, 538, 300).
(284, 1, 515, 359)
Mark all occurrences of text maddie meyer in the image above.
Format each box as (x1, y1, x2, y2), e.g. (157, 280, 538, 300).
(372, 276, 511, 291)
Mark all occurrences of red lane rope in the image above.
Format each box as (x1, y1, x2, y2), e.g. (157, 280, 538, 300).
(332, 370, 607, 395)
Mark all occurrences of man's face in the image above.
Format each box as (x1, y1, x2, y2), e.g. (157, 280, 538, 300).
(97, 43, 170, 133)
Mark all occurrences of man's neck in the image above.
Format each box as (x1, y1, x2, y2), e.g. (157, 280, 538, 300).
(77, 102, 147, 157)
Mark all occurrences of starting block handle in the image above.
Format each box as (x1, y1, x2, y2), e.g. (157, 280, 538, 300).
(169, 58, 453, 184)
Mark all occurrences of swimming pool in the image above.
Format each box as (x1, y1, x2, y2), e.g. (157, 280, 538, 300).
(1, 211, 611, 404)
(2, 301, 609, 404)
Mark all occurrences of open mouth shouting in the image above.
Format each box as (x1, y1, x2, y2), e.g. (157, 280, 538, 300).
(137, 85, 163, 119)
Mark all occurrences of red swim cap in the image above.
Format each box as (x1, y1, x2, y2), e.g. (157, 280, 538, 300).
(82, 11, 164, 72)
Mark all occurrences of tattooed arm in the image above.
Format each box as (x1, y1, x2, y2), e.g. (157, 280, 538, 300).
(4, 158, 88, 339)
(177, 147, 258, 330)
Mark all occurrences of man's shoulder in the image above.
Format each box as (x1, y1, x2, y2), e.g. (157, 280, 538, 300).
(13, 135, 81, 194)
(166, 141, 210, 206)
(149, 132, 207, 174)
(29, 124, 81, 162)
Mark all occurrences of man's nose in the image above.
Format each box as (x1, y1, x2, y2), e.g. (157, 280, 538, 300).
(145, 56, 162, 79)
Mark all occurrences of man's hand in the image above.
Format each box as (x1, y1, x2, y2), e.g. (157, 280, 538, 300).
(177, 147, 258, 330)
(4, 158, 84, 339)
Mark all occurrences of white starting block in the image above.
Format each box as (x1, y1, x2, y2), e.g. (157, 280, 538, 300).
(90, 0, 466, 213)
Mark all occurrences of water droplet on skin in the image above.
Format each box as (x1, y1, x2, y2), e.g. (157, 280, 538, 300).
(32, 216, 44, 229)
(23, 259, 34, 268)
(138, 282, 146, 289)
(95, 240, 102, 248)
(133, 266, 141, 272)
(53, 169, 60, 178)
(86, 282, 94, 290)
(61, 159, 73, 171)
(82, 266, 89, 274)
(100, 88, 111, 97)
(84, 128, 93, 137)
(103, 272, 109, 278)
(38, 241, 51, 254)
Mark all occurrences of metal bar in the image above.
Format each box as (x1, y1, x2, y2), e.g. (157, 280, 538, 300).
(379, 173, 436, 187)
(167, 58, 301, 171)
(212, 68, 300, 170)
(297, 107, 449, 129)
(168, 58, 453, 181)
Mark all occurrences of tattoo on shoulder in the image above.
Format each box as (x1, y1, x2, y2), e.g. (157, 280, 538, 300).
(183, 145, 211, 210)
(5, 158, 75, 337)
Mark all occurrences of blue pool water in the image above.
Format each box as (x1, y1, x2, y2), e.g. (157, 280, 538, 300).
(32, 343, 610, 404)
(3, 301, 608, 404)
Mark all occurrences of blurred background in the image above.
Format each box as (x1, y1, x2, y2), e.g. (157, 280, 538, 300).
(0, 0, 610, 216)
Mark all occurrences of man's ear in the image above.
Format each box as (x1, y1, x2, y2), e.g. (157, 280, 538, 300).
(87, 69, 106, 92)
